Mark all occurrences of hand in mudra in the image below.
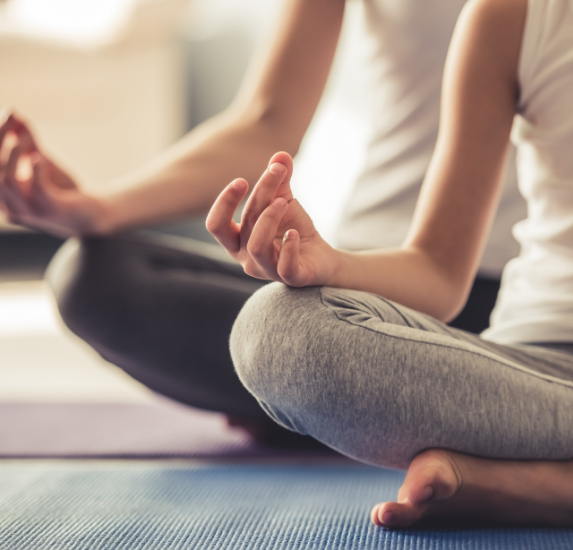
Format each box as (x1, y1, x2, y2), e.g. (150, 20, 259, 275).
(0, 112, 107, 237)
(206, 151, 340, 287)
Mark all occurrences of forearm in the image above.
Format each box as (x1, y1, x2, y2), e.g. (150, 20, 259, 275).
(324, 0, 525, 322)
(96, 106, 295, 234)
(329, 247, 466, 322)
(93, 0, 345, 235)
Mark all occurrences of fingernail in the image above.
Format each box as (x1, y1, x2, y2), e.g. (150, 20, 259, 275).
(283, 229, 293, 242)
(269, 163, 286, 175)
(232, 179, 246, 190)
(382, 511, 395, 525)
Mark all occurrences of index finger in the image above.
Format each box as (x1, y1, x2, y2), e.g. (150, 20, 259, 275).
(14, 123, 39, 154)
(206, 178, 249, 254)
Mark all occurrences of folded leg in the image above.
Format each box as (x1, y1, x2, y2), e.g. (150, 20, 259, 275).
(231, 283, 573, 469)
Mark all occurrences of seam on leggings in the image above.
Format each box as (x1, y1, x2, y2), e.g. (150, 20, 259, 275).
(377, 296, 414, 327)
(318, 289, 573, 391)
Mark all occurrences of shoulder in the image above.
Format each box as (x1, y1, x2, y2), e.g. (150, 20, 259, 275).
(459, 0, 528, 42)
(451, 0, 527, 83)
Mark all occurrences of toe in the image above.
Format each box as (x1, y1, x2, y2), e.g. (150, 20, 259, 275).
(370, 503, 384, 526)
(373, 501, 429, 528)
(371, 450, 464, 529)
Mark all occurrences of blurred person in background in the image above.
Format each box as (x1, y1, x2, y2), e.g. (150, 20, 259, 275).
(0, 0, 524, 449)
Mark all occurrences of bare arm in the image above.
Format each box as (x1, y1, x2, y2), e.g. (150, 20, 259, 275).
(105, 0, 346, 231)
(332, 0, 526, 320)
(206, 0, 527, 322)
(0, 0, 345, 235)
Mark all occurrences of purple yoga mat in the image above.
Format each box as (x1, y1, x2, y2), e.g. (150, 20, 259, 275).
(0, 400, 330, 458)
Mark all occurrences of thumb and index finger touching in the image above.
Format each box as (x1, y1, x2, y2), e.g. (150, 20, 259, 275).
(206, 151, 294, 260)
(240, 151, 294, 237)
(0, 111, 40, 156)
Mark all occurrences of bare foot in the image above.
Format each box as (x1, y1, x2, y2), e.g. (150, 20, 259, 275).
(371, 449, 573, 528)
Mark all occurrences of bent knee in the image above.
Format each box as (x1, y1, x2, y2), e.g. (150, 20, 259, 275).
(230, 283, 328, 403)
(45, 236, 133, 342)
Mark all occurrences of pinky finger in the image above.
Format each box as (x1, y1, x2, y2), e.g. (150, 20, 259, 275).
(277, 229, 302, 286)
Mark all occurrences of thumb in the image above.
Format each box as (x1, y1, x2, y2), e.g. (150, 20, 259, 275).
(277, 229, 303, 286)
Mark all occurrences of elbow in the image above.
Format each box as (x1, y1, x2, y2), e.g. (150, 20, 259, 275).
(230, 96, 304, 157)
(404, 245, 476, 324)
(432, 278, 473, 324)
(257, 106, 303, 157)
(437, 298, 467, 325)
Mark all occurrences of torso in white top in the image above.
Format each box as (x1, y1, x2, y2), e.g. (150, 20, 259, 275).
(483, 0, 573, 344)
(335, 0, 527, 278)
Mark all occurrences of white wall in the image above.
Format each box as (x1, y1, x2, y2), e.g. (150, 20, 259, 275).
(0, 0, 188, 192)
(0, 0, 368, 243)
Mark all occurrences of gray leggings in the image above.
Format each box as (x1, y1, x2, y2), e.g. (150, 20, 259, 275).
(231, 283, 573, 469)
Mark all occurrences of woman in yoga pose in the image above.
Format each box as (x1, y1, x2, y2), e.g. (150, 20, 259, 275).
(0, 0, 524, 447)
(205, 0, 573, 528)
(1, 0, 572, 527)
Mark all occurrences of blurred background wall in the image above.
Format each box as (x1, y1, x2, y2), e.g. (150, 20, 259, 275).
(0, 0, 367, 242)
(0, 0, 368, 403)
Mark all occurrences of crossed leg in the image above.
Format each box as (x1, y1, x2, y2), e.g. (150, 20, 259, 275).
(230, 283, 573, 526)
(45, 232, 324, 446)
(373, 448, 573, 527)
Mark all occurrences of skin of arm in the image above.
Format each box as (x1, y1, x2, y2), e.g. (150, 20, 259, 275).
(104, 0, 346, 232)
(207, 0, 527, 322)
(0, 0, 345, 235)
(332, 0, 527, 321)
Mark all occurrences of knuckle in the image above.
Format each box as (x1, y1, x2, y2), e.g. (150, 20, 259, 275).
(204, 218, 218, 235)
(244, 259, 269, 281)
(279, 268, 296, 286)
(279, 263, 293, 279)
(243, 263, 258, 279)
(246, 240, 264, 259)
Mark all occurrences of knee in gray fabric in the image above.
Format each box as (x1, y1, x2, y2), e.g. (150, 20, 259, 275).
(232, 283, 305, 394)
(230, 283, 328, 432)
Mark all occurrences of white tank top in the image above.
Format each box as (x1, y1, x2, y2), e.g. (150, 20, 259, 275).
(482, 0, 573, 344)
(335, 0, 526, 277)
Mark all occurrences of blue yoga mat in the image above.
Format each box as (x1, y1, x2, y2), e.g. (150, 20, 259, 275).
(1, 461, 572, 549)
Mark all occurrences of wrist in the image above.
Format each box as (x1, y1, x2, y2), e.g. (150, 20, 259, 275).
(86, 194, 122, 236)
(324, 248, 353, 289)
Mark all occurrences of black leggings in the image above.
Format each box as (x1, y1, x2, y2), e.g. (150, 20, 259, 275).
(46, 231, 501, 423)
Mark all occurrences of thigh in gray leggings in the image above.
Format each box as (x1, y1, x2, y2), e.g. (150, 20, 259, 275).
(231, 283, 573, 469)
